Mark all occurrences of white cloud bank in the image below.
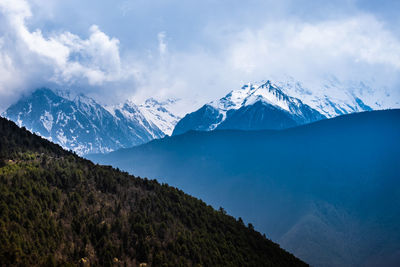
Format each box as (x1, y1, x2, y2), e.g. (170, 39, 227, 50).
(0, 0, 136, 110)
(224, 15, 400, 77)
(133, 14, 400, 108)
(0, 0, 399, 112)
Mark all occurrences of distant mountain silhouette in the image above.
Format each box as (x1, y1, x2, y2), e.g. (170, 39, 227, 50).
(90, 110, 400, 267)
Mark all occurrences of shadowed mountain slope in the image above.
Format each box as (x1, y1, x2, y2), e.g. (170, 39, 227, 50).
(90, 110, 400, 267)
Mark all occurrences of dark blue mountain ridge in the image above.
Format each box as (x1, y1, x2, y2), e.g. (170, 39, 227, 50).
(88, 109, 400, 267)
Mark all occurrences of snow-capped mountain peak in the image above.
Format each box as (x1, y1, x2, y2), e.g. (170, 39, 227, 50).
(209, 82, 254, 111)
(106, 100, 164, 140)
(173, 79, 326, 135)
(6, 76, 396, 153)
(138, 98, 182, 136)
(172, 75, 397, 136)
(244, 81, 295, 111)
(73, 94, 106, 121)
(3, 88, 182, 155)
(270, 76, 388, 118)
(111, 100, 141, 120)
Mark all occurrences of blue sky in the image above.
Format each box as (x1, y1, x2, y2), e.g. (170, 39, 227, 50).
(0, 0, 400, 111)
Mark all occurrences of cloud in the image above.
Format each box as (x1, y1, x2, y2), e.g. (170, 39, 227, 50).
(224, 15, 400, 77)
(0, 0, 399, 113)
(158, 32, 167, 57)
(53, 25, 124, 85)
(117, 0, 134, 17)
(133, 14, 400, 107)
(0, 0, 136, 110)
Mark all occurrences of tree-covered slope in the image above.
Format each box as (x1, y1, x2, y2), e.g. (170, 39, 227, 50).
(0, 117, 306, 266)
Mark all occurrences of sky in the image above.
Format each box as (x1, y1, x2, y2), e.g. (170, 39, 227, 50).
(0, 0, 400, 112)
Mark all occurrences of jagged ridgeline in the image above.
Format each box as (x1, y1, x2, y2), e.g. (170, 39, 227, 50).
(0, 117, 307, 266)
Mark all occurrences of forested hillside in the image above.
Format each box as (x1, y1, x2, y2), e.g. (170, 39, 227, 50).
(0, 116, 307, 266)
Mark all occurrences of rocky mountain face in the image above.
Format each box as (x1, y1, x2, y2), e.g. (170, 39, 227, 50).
(2, 88, 180, 155)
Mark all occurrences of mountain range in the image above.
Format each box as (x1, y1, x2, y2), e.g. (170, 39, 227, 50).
(2, 76, 399, 266)
(2, 88, 181, 155)
(89, 109, 400, 267)
(173, 77, 393, 135)
(3, 77, 399, 154)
